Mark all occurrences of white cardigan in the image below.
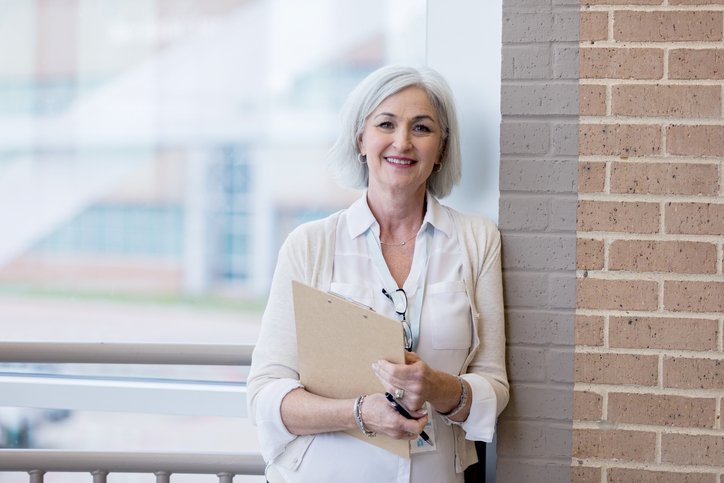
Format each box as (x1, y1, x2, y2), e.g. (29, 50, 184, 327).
(247, 200, 509, 474)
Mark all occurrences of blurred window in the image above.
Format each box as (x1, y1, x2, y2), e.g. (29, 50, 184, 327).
(0, 0, 502, 469)
(0, 0, 428, 457)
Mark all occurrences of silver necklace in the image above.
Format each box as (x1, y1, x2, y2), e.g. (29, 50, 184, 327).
(380, 232, 417, 247)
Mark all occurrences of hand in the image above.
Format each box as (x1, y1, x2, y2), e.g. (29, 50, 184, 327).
(371, 352, 436, 413)
(359, 393, 428, 441)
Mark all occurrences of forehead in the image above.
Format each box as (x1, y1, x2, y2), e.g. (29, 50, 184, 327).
(371, 86, 437, 118)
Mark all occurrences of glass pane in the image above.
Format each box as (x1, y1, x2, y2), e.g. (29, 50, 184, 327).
(0, 0, 426, 303)
(0, 0, 427, 462)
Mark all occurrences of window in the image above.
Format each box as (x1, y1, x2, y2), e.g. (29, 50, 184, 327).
(0, 1, 501, 480)
(0, 0, 427, 458)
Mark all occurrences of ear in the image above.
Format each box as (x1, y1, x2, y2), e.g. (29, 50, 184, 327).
(357, 134, 365, 156)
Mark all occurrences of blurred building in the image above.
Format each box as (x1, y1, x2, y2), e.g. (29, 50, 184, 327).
(0, 0, 425, 298)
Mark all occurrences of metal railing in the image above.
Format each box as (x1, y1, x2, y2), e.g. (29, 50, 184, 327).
(0, 342, 253, 366)
(0, 341, 266, 481)
(0, 450, 265, 482)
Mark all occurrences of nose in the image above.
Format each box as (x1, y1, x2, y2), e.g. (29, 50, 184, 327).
(393, 129, 412, 150)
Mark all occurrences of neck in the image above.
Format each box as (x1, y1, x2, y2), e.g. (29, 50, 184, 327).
(367, 187, 427, 243)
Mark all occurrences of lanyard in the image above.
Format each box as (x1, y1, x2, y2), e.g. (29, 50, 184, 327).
(365, 225, 431, 352)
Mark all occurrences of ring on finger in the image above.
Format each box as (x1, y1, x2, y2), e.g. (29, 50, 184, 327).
(394, 387, 405, 400)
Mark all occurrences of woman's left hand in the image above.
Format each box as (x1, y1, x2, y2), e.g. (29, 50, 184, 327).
(372, 352, 438, 413)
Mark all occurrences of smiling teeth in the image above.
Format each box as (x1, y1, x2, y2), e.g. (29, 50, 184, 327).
(386, 158, 414, 165)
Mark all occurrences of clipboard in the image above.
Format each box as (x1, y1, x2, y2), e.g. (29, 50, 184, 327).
(292, 280, 409, 458)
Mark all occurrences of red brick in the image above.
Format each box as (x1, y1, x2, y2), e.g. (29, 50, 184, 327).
(580, 11, 608, 42)
(610, 316, 719, 351)
(670, 49, 724, 80)
(580, 48, 663, 80)
(667, 125, 724, 157)
(612, 85, 720, 118)
(572, 466, 601, 483)
(666, 202, 724, 235)
(608, 393, 716, 428)
(665, 357, 724, 390)
(614, 11, 723, 42)
(580, 85, 606, 117)
(584, 0, 662, 4)
(577, 278, 659, 311)
(576, 314, 604, 346)
(573, 428, 656, 461)
(609, 468, 718, 483)
(580, 124, 661, 156)
(578, 161, 606, 193)
(670, 0, 724, 4)
(578, 200, 660, 233)
(575, 352, 658, 385)
(611, 162, 720, 196)
(665, 280, 724, 313)
(608, 240, 717, 274)
(574, 390, 603, 421)
(662, 434, 724, 466)
(577, 238, 604, 270)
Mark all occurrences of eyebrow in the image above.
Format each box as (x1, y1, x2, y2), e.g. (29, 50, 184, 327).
(373, 112, 437, 123)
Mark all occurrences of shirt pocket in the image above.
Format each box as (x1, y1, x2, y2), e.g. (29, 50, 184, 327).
(426, 280, 472, 350)
(329, 282, 373, 309)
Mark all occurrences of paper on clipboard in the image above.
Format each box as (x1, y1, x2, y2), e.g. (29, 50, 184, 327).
(292, 280, 409, 458)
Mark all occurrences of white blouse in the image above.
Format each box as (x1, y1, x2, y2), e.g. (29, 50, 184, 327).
(273, 194, 494, 483)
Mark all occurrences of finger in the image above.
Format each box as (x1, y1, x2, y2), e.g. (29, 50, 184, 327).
(372, 361, 408, 390)
(406, 406, 428, 419)
(404, 351, 421, 364)
(371, 364, 396, 394)
(401, 414, 428, 435)
(374, 359, 420, 386)
(373, 359, 400, 377)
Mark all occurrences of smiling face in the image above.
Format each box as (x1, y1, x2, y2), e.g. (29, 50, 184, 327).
(358, 86, 444, 200)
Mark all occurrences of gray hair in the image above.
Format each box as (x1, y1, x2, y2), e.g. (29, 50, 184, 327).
(328, 65, 461, 198)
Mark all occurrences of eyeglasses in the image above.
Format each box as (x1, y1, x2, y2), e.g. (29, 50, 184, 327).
(382, 288, 412, 351)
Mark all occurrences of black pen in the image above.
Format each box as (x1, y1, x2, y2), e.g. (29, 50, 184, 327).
(384, 392, 433, 446)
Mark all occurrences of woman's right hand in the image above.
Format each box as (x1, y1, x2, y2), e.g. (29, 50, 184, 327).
(359, 393, 428, 440)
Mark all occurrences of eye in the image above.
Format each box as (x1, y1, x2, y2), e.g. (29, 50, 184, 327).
(413, 124, 432, 133)
(377, 121, 394, 129)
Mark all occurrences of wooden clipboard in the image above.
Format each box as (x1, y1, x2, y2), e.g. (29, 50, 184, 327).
(292, 280, 409, 458)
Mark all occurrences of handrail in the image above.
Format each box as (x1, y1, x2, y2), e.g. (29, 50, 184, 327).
(0, 449, 265, 475)
(0, 342, 254, 365)
(0, 343, 266, 480)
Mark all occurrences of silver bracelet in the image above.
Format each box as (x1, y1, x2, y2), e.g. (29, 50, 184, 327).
(354, 395, 376, 437)
(439, 376, 468, 419)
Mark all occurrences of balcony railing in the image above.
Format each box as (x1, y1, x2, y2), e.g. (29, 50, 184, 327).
(0, 450, 265, 482)
(0, 341, 266, 481)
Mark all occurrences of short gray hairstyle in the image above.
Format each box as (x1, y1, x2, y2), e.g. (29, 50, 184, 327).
(328, 65, 461, 198)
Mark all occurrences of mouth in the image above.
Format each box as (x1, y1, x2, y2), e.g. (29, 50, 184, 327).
(384, 156, 416, 167)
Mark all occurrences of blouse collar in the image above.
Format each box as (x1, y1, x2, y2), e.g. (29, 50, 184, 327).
(346, 191, 453, 241)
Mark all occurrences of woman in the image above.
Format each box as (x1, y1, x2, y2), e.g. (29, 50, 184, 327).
(247, 65, 509, 483)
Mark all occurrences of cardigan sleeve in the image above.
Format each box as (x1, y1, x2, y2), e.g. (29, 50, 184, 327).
(246, 213, 338, 466)
(246, 232, 305, 463)
(452, 215, 510, 442)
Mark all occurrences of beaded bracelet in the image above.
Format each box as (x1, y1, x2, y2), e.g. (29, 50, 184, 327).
(354, 395, 376, 437)
(439, 376, 468, 419)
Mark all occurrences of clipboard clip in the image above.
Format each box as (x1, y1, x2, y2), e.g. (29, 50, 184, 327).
(328, 291, 375, 312)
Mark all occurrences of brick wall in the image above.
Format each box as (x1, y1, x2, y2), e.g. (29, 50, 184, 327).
(575, 0, 724, 481)
(497, 0, 579, 481)
(498, 0, 723, 481)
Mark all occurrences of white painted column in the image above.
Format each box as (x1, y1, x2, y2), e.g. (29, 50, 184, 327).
(426, 0, 502, 223)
